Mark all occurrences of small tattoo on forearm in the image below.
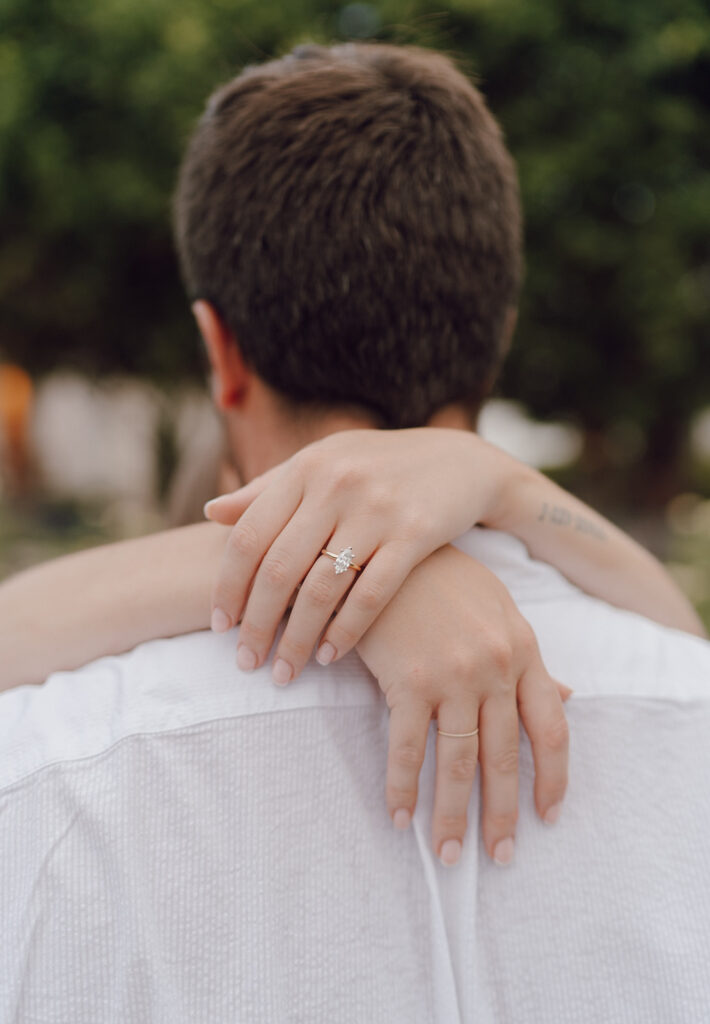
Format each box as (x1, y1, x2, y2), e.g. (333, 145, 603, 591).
(538, 503, 607, 541)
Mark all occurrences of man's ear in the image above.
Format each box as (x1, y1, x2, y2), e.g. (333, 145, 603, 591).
(192, 300, 250, 410)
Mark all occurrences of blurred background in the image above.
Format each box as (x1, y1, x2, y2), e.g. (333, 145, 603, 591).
(0, 0, 709, 625)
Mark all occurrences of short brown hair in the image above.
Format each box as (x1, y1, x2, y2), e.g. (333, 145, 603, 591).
(174, 42, 522, 427)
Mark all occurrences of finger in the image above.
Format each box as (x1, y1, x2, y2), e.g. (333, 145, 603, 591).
(210, 474, 303, 634)
(273, 536, 375, 682)
(478, 694, 519, 866)
(517, 664, 570, 826)
(236, 506, 337, 673)
(433, 704, 481, 867)
(203, 467, 280, 524)
(385, 697, 432, 830)
(315, 543, 415, 665)
(557, 682, 573, 702)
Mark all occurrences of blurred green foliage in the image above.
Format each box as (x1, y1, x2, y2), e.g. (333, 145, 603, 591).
(1, 0, 709, 502)
(0, 497, 111, 579)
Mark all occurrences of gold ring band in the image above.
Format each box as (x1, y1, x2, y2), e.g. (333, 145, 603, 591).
(437, 728, 480, 738)
(321, 546, 362, 574)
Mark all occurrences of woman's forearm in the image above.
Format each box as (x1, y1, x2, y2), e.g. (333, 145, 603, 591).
(1, 430, 703, 693)
(483, 452, 705, 637)
(0, 522, 229, 690)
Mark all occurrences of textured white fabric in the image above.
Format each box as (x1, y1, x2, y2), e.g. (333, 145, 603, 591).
(1, 529, 710, 1023)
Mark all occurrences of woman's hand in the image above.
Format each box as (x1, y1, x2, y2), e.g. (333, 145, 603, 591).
(205, 422, 704, 685)
(204, 428, 506, 683)
(355, 545, 571, 867)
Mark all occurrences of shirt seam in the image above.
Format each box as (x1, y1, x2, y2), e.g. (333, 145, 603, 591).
(0, 701, 384, 800)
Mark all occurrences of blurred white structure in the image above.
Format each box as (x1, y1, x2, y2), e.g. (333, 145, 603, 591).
(166, 388, 224, 525)
(30, 372, 223, 524)
(26, 376, 584, 513)
(32, 374, 162, 504)
(479, 399, 583, 469)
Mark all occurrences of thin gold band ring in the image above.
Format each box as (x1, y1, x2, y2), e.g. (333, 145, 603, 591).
(437, 728, 480, 738)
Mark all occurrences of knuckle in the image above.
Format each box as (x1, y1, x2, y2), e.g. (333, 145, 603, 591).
(365, 485, 392, 516)
(353, 577, 387, 614)
(213, 581, 237, 611)
(486, 809, 519, 833)
(447, 646, 475, 679)
(516, 623, 539, 663)
(303, 573, 335, 609)
(295, 445, 323, 475)
(542, 714, 570, 753)
(497, 674, 517, 700)
(332, 460, 364, 492)
(386, 783, 417, 808)
(489, 746, 519, 776)
(280, 634, 312, 664)
(238, 619, 271, 648)
(437, 813, 467, 836)
(487, 636, 514, 676)
(399, 509, 433, 542)
(261, 553, 291, 589)
(393, 743, 424, 771)
(384, 683, 408, 711)
(446, 754, 478, 783)
(229, 521, 260, 559)
(328, 619, 358, 652)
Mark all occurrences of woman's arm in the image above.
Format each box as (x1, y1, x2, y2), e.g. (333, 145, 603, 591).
(483, 451, 705, 636)
(206, 429, 704, 683)
(0, 523, 229, 690)
(0, 527, 574, 865)
(1, 427, 703, 690)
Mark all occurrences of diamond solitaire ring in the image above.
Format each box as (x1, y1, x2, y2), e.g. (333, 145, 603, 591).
(321, 546, 363, 575)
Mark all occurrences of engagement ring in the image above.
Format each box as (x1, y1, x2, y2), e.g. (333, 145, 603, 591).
(321, 546, 362, 575)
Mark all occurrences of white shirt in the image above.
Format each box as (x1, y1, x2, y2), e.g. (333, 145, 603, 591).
(1, 529, 710, 1024)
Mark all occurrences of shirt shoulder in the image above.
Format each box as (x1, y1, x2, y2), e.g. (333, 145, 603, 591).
(0, 629, 380, 794)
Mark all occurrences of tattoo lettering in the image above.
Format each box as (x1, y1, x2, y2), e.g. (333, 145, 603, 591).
(538, 502, 607, 541)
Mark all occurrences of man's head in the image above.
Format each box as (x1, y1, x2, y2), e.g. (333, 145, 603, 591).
(174, 42, 522, 476)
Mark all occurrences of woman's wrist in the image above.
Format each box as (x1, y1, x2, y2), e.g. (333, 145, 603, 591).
(467, 436, 530, 533)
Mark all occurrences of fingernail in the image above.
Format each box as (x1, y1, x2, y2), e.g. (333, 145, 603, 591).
(211, 607, 232, 633)
(544, 802, 562, 825)
(439, 839, 462, 867)
(203, 499, 217, 518)
(272, 658, 293, 686)
(493, 837, 515, 866)
(316, 641, 336, 666)
(236, 645, 257, 671)
(393, 808, 411, 830)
